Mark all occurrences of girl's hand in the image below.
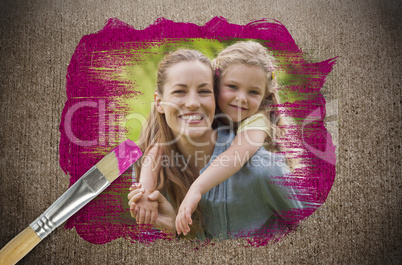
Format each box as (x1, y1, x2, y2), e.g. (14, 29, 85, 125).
(175, 191, 201, 236)
(128, 183, 145, 218)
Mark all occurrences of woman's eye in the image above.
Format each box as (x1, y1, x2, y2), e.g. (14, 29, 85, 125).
(173, 90, 185, 94)
(200, 89, 212, 94)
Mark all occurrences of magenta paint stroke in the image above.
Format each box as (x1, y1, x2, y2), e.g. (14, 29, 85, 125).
(59, 17, 337, 246)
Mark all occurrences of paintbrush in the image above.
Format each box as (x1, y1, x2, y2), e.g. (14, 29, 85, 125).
(0, 139, 142, 265)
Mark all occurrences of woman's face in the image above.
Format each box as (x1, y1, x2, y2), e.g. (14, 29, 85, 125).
(155, 61, 215, 141)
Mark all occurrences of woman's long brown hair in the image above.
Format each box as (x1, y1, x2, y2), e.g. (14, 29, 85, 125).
(134, 49, 213, 237)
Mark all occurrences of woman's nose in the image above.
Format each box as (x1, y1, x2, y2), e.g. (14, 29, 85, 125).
(185, 92, 201, 109)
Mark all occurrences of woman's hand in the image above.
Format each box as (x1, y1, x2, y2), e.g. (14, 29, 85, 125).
(128, 183, 176, 233)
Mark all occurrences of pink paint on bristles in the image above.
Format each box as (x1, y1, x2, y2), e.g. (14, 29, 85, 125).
(113, 140, 142, 175)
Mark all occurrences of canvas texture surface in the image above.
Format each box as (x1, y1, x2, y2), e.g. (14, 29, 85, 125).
(0, 0, 400, 264)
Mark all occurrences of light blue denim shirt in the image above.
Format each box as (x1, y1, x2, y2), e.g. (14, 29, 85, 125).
(132, 126, 305, 240)
(198, 126, 305, 239)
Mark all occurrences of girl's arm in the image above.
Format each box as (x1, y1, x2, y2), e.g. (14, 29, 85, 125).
(129, 146, 161, 225)
(137, 146, 160, 191)
(192, 129, 267, 195)
(175, 129, 267, 235)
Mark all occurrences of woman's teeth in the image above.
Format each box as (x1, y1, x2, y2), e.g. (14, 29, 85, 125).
(181, 115, 203, 121)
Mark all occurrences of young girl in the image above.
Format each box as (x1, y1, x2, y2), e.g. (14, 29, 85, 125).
(175, 41, 291, 236)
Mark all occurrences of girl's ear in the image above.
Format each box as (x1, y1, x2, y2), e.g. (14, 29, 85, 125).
(154, 92, 164, 114)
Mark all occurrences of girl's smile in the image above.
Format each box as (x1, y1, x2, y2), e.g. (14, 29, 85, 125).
(229, 104, 248, 111)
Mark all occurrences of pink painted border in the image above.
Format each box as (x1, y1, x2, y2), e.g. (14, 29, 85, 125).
(59, 17, 336, 246)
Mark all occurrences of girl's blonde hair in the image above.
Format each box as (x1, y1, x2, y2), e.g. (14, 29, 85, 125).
(214, 41, 298, 170)
(134, 49, 213, 237)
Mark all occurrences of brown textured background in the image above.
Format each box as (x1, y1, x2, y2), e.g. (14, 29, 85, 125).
(0, 0, 400, 264)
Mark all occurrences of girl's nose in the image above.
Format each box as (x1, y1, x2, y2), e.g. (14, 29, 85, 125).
(235, 93, 247, 103)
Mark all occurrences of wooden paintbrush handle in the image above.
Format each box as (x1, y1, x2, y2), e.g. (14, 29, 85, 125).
(0, 226, 41, 265)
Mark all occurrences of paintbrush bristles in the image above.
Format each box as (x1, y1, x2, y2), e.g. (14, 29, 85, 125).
(96, 151, 120, 183)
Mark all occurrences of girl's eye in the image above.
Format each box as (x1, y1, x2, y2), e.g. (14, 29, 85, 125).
(250, 91, 260, 95)
(228, 85, 237, 90)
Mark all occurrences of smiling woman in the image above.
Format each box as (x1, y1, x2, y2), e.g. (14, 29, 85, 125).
(129, 49, 217, 235)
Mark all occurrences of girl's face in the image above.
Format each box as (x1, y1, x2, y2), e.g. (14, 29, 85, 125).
(217, 64, 266, 123)
(155, 61, 215, 141)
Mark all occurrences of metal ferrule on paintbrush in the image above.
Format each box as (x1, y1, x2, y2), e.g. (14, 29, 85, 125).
(30, 166, 110, 240)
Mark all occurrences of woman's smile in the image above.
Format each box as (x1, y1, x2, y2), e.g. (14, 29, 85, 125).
(179, 113, 205, 123)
